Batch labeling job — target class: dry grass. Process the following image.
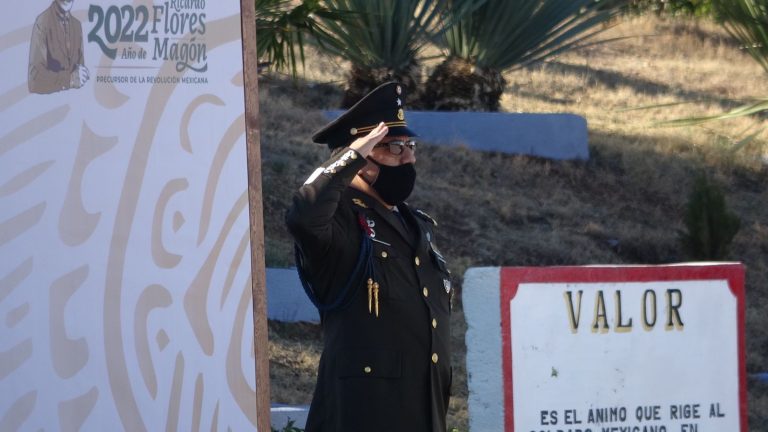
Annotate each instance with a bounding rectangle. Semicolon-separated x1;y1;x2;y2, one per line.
260;15;768;431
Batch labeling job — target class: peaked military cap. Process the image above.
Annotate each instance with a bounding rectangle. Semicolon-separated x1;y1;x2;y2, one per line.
313;82;417;149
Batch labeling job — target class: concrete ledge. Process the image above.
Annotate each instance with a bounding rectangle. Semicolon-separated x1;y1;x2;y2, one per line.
271;404;310;430
266;268;319;323
324;110;589;160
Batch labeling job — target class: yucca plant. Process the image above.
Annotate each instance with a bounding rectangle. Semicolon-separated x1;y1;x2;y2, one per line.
315;0;480;107
423;0;624;111
715;0;768;72
256;0;349;79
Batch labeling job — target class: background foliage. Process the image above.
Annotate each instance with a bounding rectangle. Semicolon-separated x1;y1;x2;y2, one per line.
624;0;714;16
680;174;741;260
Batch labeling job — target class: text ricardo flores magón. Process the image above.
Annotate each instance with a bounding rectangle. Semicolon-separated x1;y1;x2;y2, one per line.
88;0;209;73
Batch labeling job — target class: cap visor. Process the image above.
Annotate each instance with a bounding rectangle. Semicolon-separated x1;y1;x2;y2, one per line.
387;125;418;138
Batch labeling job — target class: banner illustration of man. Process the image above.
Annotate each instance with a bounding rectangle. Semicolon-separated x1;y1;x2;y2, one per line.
28;0;89;94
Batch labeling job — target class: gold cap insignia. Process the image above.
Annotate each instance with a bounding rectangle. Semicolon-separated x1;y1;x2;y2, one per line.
397;109;404;120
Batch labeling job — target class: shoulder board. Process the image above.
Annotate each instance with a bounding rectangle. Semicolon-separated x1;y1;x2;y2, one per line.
414;209;437;226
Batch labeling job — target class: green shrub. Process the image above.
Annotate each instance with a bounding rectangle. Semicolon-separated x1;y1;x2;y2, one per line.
679;174;740;260
272;419;304;432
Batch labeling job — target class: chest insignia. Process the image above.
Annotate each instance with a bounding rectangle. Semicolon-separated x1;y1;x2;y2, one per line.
352;198;368;208
444;278;452;293
357;213;391;246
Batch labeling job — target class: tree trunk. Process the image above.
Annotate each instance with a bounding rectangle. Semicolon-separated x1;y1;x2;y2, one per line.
422;57;506;111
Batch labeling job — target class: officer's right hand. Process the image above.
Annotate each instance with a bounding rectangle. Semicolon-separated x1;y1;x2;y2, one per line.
349;122;388;158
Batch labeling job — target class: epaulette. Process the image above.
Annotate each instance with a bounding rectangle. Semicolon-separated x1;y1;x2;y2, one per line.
414;209;437;226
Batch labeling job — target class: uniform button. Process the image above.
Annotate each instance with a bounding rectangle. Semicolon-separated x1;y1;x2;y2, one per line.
415;257;420;266
381;251;388;258
339;161;346;167
364;366;372;374
350;152;357;159
432;353;439;364
432;318;437;328
422;287;429;297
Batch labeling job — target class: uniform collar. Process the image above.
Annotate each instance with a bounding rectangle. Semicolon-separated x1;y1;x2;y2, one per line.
52;2;71;23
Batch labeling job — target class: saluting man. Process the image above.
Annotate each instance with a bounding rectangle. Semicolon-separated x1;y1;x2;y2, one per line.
286;82;453;432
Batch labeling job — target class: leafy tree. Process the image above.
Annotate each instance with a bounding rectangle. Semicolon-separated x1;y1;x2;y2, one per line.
422;0;625;111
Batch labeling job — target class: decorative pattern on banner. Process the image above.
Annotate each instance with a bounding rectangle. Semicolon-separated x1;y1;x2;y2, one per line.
0;1;256;430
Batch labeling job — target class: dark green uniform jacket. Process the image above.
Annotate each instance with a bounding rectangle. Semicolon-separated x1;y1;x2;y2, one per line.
286;147;453;432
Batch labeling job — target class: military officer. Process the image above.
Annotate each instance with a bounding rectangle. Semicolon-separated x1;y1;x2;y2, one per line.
285;82;453;432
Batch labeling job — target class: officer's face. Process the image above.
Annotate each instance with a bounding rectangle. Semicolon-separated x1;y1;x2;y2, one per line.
370;136;416;167
56;0;74;12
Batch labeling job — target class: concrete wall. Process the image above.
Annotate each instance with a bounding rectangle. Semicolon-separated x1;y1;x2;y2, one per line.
266;268;320;323
325;111;589;160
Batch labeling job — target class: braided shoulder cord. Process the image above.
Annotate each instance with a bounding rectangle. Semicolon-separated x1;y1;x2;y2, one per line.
294;214;375;312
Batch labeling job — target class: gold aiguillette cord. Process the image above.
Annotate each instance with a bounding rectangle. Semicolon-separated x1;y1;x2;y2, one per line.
374;282;379;317
367;278;380;317
367;278;373;314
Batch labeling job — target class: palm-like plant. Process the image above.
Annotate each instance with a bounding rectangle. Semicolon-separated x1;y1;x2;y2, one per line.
423;0;624;111
315;0;477;107
256;0;349;79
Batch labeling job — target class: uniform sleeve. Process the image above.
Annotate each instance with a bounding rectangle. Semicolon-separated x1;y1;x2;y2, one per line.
286;147;366;256
75;19;84;66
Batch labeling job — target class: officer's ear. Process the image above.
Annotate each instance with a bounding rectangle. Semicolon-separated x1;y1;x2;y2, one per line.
358;157;380;185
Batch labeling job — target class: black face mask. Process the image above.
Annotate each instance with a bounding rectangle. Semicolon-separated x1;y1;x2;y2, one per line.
368;159;416;206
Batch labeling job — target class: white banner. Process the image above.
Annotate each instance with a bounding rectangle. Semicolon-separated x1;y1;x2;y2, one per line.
0;0;256;430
